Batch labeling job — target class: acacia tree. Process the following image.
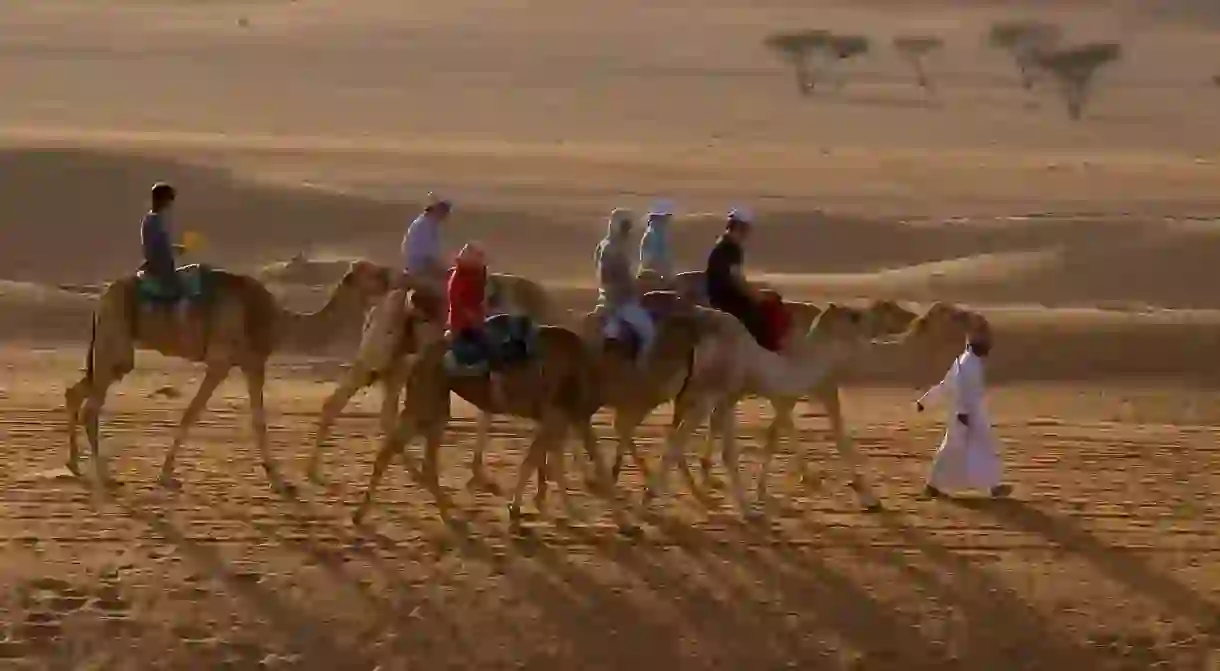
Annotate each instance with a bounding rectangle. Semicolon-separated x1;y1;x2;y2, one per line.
1033;42;1123;120
987;19;1063;90
764;29;833;95
820;34;871;90
893;35;944;92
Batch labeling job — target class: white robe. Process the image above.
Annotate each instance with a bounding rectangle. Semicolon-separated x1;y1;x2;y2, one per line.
917;348;1002;492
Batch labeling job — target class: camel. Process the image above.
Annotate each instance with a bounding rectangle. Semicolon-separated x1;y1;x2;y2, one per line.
643;301;880;517
306;271;564;483
690;301;990;516
694;298;920;508
351;308;637;533
64;260;391;490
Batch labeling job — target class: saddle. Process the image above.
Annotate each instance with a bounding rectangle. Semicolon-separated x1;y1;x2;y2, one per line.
134;264;213;305
757;292;792;352
444;313;539;376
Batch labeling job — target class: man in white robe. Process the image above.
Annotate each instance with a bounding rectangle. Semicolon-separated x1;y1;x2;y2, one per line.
914;320;1011;499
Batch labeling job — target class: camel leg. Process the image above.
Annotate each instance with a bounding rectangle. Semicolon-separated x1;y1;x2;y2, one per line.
81;378;118;487
575;421;607;492
65;377;90;476
467;411;497;491
307;364;377;483
352;406;418;525
244;362;290;492
508;423;553;532
757;398;796;504
157;365;229;488
645;392;713;510
611;410;650;484
421;418;444;497
822;387;882;512
698;402;724;486
716;401;756;518
544;423;581;520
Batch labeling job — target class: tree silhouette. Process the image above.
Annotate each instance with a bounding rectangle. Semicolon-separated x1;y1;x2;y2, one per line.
820;34;871;90
764;29;833;95
1033;42;1123;120
893;35;944;92
987;19;1063;90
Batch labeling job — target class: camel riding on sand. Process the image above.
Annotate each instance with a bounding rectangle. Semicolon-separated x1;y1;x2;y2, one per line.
307;270;564;483
64;259;391;491
644;302;880;518
695;301;990;514
351;298;639;534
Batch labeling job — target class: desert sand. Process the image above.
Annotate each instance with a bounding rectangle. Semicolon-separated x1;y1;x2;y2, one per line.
2;0;1220;668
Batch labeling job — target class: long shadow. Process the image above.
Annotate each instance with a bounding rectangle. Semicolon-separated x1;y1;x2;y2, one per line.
973;498;1220;633
655;515;964;668
871;509;1111;667
107;491;377;668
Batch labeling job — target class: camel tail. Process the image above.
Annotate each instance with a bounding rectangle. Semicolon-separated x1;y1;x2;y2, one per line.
85;314;97;383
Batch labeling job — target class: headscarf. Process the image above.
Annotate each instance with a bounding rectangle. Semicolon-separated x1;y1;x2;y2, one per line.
640;200;674;275
596;208;634;266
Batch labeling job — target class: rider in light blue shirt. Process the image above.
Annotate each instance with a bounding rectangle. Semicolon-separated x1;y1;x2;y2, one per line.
638;200;675;280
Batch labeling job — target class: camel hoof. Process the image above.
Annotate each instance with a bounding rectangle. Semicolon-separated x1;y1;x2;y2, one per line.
862;502;884;514
704;476;725;491
351;510;367;526
158;476;184;491
507;503;522;523
305;467;325;486
744;507;767;523
65;461;82;477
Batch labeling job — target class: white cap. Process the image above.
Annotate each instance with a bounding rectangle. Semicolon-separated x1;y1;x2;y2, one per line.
648;200;674;217
728;206;753;223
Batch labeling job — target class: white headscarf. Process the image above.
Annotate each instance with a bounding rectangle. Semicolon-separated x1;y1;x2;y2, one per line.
597;208;634;262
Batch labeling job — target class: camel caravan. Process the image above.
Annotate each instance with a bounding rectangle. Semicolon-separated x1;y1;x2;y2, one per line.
65;185;996;534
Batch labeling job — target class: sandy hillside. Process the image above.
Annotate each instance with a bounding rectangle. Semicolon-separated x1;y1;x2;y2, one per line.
2;1;1220;668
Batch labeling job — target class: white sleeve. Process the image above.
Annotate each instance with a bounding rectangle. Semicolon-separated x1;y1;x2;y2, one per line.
918;358;958;408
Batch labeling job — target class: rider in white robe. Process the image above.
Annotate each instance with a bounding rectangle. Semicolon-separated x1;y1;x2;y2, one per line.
915;326;1010;498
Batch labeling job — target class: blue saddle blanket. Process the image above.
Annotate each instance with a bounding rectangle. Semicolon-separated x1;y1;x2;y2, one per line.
135;264;211;304
445;313;538;376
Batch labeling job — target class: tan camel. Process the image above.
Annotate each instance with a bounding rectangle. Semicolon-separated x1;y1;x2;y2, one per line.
307;271;564;483
695;298;918;506
694;301;989;515
64;260;391;490
644;302;879;517
351;312;638;533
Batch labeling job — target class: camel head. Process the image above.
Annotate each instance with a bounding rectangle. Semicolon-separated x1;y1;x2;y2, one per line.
340;260;393;304
862;299;919;339
897;301;991;350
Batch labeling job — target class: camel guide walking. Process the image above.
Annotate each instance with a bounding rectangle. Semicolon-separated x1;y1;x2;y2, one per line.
915;317;1012;499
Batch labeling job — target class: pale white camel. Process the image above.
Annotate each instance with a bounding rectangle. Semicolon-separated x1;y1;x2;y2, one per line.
644;303;874;517
698;301;986;514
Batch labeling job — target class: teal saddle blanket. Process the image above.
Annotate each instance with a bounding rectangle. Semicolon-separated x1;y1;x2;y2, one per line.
135;264;215;304
445;313;539;376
